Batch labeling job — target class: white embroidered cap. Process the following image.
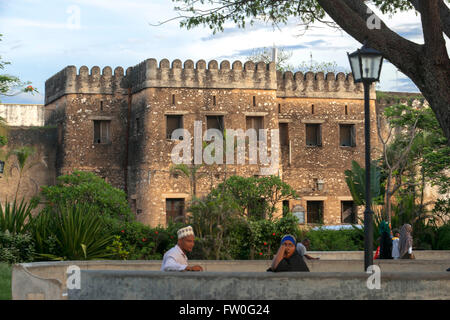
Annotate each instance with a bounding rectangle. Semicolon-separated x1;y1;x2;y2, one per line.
177;226;194;239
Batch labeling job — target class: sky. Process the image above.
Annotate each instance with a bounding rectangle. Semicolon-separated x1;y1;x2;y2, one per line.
0;0;447;104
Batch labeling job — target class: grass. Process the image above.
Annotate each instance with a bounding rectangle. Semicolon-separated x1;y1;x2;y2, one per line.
0;263;12;300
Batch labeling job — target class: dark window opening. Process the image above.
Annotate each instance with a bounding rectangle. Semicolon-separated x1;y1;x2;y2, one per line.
282;200;290;216
345;105;348;115
166;115;183;139
340;124;356;147
93;120;111;144
279;123;289;147
172;94;176;105
253;96;256;106
136;118;140;135
213;95;216;106
278;104;281;113
311;104;315;114
206;115;224;134
306;123;322;146
166;198;185;224
246;116;264;141
341;201;356;224
248;198;266;219
307;201;324;224
100;101;103;111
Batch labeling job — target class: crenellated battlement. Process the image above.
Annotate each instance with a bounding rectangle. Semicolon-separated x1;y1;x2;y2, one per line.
45;65;126;104
276;70;375;99
45;58;373;104
125;58;277;94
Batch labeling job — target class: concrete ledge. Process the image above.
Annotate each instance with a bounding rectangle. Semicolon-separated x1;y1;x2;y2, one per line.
12;256;450;300
68;270;450;300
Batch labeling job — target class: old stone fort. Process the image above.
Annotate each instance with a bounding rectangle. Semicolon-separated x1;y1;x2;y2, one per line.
0;57;439;227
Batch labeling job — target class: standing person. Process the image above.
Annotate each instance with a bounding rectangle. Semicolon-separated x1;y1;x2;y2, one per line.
296;238;320;260
267;235;309;272
391;229;401;260
399;224;414;259
160;226;204;271
379;221;393;259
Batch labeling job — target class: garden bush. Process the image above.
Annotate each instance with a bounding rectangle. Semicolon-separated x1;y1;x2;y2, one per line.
102;217;182;260
39;171;134;221
0;231;35;264
306;228;364;251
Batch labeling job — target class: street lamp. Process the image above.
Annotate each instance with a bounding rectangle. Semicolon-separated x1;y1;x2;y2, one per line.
348;41;383;271
0;160;4;175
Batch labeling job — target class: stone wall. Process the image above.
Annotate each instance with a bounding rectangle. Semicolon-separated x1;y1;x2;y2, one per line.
0;127;57;202
0;104;45;127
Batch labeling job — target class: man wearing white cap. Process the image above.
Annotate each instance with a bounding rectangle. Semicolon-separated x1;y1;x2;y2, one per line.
160;226;203;272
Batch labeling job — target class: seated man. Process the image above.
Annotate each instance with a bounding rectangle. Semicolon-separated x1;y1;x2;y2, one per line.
296;238;320;260
160;226;203;272
267;235;309;272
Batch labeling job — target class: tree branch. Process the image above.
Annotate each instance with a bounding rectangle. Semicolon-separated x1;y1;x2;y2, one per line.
409;0;450;38
317;0;422;82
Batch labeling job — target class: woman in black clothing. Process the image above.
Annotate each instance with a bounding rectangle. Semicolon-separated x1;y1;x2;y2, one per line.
267;235;310;272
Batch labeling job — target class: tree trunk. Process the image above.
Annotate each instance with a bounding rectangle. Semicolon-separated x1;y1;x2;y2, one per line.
317;0;450;145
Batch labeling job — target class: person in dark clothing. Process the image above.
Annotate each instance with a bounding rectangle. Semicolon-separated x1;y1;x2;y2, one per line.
379;221;393;259
267;235;310;272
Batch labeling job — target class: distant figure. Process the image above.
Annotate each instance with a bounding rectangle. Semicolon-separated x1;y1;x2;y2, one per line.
160;226;203;271
399;224;414;259
379;221;393;259
391;229;401;260
267;235;310;272
296;238;320;260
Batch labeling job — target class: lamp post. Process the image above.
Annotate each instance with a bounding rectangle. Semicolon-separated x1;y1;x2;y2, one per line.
348;41;383;271
0;160;4;176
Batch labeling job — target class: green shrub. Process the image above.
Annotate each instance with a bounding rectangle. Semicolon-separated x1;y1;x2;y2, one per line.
0;231;35;264
32;203;114;260
306;228;364;251
435;223;450;250
102;217;182;260
39;171;134;221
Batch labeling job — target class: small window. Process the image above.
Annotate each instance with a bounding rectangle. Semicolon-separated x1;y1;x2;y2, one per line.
345;105;348;115
172;94;176;105
278;104;281;113
93;120;111;144
307;201;324;224
166;198;185;224
340;124;356;147
342;201;356;224
206;115;224;134
305;123;322;146
282;200;290;216
166;115;183;139
279;123;289;146
311;104;315;114
136;118;140;135
246;116;264;141
213;95;216;106
253;96;256;106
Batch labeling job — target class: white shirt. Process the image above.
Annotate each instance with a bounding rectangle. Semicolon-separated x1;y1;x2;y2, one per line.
392;238;400;259
297;243;307;257
160;245;188;271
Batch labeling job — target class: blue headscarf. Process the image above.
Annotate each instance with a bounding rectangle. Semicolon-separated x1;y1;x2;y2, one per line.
281;234;296;246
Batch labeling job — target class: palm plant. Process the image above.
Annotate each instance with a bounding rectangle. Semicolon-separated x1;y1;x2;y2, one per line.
0;198;37;235
32;203;114;260
344;160;384;206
